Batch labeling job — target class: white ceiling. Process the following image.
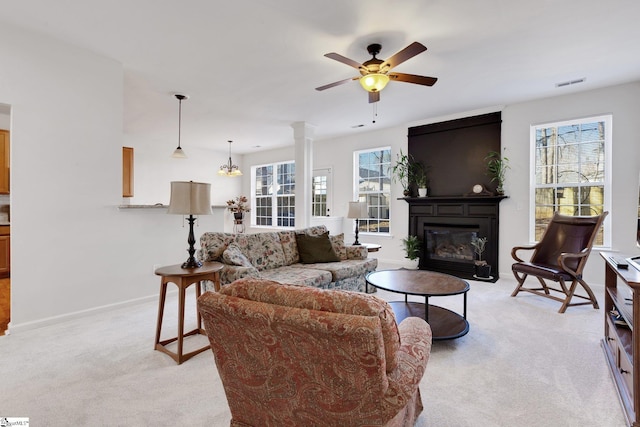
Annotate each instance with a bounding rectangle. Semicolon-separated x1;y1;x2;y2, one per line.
2;0;639;154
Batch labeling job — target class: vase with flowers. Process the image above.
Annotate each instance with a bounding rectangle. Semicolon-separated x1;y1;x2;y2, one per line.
226;196;250;220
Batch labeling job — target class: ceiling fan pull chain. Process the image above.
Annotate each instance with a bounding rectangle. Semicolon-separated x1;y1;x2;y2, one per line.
372;102;378;124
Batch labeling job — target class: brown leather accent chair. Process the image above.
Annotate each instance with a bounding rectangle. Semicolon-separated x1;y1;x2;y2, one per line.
198;278;432;427
511;211;608;313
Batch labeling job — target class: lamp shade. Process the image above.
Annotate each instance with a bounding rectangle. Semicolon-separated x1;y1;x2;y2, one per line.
168;181;212;215
347;201;368;219
359;74;390;92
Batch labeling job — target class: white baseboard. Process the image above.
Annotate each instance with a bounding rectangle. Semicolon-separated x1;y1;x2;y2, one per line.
7;291;176;334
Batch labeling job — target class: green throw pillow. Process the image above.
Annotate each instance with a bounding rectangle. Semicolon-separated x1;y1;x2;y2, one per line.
295;232;341;264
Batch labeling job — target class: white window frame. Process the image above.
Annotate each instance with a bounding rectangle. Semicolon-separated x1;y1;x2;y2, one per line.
529;114;612;247
353;146;392;236
251;160;296;229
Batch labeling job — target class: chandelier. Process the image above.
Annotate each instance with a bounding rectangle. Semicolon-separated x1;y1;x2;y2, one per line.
218;140;242;177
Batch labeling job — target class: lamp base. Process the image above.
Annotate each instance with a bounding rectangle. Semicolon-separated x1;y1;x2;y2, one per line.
181;258;203;269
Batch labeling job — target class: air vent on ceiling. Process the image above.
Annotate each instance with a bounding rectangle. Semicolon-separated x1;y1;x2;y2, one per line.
556;78;586;88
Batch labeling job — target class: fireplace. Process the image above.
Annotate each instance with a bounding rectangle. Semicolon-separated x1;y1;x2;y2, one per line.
406;196;505;282
425;225;478;264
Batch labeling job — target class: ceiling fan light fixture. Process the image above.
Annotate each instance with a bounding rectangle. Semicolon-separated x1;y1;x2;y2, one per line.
359;73;390;92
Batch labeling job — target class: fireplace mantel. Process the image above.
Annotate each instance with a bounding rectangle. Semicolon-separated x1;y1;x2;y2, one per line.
403;195;507;282
401;195;507;204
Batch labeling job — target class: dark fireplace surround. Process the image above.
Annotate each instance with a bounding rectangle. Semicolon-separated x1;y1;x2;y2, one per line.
407;196;505;282
405;112;505;282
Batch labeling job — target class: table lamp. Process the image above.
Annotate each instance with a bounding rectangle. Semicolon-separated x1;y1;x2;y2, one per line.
168;181;212;268
347;201;368;245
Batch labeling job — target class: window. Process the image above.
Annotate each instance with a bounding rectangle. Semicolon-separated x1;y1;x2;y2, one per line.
531;115;611;245
253;161;296;228
312;167;332;216
354;147;391;233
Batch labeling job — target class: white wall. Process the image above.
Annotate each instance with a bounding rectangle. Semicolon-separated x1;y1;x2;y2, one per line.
0;24;226;330
501;82;640;283
2;20;638;329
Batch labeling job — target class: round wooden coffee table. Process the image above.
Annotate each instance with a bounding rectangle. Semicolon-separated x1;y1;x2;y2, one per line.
366;269;469;340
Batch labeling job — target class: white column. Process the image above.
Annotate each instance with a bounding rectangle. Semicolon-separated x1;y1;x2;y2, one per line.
291;121;316;229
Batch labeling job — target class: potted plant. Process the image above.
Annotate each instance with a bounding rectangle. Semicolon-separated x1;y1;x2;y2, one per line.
226;195;250;220
402;235;421;268
470;236;491;278
485;150;510;195
412;161;429;197
392;149;416;197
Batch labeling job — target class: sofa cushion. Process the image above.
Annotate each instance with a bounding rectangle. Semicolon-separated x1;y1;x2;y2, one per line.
295;232;340;264
278;225;329;265
198;232;236;261
244;232;286;271
291;258;378;281
329;233;347;260
222;243;253;267
258;265;332;288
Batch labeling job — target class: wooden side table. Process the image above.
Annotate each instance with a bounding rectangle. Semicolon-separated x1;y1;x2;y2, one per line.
154;262;223;364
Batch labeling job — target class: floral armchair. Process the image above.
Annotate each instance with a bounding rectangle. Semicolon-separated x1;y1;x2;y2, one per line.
197;278;432;427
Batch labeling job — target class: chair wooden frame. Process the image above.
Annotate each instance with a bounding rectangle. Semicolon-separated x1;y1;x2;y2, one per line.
511;211;608;313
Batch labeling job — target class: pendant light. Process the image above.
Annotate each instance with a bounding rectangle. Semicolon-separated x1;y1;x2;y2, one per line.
171;94;188;159
218;140;242;177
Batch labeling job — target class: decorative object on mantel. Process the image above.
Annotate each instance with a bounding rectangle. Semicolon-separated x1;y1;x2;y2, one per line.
168;181;212;268
464;184;493;197
401;235;421;269
218;140;242;177
485;149;510;195
471;236;492;279
413;160;429;197
347;201;368;245
392;149;416;197
171;94;189;159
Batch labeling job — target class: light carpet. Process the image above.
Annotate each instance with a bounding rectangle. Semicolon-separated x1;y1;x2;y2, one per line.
0;274;626;426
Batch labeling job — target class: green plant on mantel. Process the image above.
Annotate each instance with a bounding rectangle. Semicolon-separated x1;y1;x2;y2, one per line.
485;149;510;195
402;235;421;260
391;149;414;196
412;161;429;189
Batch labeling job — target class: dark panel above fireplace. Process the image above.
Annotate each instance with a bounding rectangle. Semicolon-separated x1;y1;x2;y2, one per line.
408;112;501;197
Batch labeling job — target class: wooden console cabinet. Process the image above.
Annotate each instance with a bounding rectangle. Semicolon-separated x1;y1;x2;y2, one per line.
602;252;640;426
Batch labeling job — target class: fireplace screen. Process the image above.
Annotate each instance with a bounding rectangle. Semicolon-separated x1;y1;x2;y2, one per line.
425;227;478;263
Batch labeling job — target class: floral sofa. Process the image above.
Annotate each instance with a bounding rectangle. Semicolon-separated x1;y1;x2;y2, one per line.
197;225;378;292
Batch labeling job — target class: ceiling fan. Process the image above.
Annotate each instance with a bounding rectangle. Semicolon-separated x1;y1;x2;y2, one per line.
315;42;438;103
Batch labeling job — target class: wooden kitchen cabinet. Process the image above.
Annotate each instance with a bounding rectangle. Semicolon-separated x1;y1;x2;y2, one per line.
0;130;9;194
122;146;134;198
0;226;10;278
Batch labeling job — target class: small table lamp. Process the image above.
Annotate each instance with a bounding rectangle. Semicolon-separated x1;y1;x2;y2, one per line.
347;201;368;245
168;181;212;268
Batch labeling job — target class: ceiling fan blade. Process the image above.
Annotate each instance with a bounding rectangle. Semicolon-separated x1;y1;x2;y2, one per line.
324;52;363;70
315;77;358;91
368;91;380;103
381;42;427;70
388;72;438;86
